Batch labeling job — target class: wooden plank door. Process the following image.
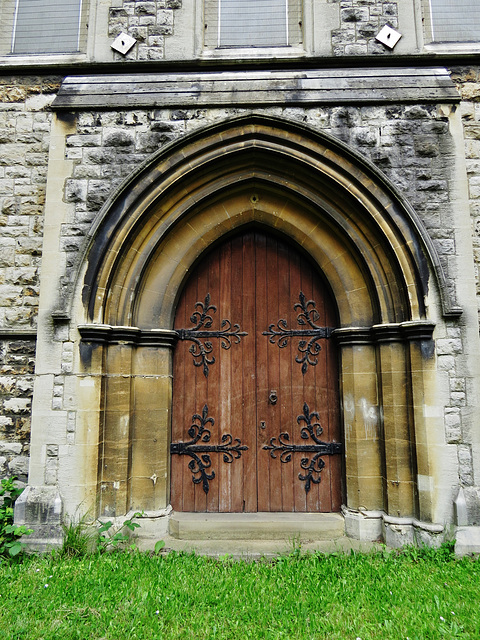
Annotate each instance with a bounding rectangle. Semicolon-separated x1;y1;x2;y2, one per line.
170;230;341;512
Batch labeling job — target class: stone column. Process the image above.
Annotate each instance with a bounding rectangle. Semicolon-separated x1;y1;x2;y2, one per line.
99;328;139;517
336;329;384;520
402;322;437;523
373;324;415;519
129;331;177;512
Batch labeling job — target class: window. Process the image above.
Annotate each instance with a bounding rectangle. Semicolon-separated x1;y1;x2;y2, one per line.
204;0;302;49
425;0;480;43
4;0;86;55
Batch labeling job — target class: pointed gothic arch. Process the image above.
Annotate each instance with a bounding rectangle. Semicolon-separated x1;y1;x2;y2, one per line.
75;115;450;535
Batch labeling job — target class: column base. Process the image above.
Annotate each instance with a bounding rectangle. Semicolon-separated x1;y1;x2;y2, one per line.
14;485;64;552
383;515;445;548
342;506;383;541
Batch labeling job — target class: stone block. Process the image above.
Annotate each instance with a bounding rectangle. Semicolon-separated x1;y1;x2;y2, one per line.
135;2;156;15
139;15;156;26
169;512;345;541
4;397;31;414
64;179;87;204
449;377;465;391
413;521;445;548
46;445;59;457
8;455;29;477
0;376;16;393
0;441;22;455
458;445;474;486
455;527;480;556
383;518;414;548
45;458;58;485
341;7;369;22
14;485;64;552
463;486;480;525
450;392;466;406
342;507;383;541
445;408;461;443
103;130;135;147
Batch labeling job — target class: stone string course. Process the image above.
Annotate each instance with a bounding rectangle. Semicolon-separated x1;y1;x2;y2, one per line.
109;0;182;61
329;0;398;56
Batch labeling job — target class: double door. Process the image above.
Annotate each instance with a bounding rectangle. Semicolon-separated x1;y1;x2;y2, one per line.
170;230;342;512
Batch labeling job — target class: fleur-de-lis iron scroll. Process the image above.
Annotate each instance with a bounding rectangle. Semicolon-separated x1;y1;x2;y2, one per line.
170;405;248;494
177;294;248;377
263;403;342;493
263;292;334;374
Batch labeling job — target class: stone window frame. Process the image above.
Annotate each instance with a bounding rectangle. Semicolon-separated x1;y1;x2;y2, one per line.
0;0;90;58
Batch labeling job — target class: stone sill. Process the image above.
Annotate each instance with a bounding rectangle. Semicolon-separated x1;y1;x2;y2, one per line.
424;43;480;55
201;46;307;60
0;53;88;67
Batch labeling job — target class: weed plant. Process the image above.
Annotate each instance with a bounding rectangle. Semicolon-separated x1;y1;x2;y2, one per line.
59;515;97;558
59;512;153;557
0;543;479;639
0;477;31;559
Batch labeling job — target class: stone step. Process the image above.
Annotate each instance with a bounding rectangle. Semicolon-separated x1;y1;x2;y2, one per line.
168;512;345;541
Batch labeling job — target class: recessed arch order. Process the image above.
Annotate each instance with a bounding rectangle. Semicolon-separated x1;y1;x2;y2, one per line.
78;114;456;331
76;114;452;528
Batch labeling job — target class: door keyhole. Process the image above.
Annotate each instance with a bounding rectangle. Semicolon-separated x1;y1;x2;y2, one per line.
260;421;266;430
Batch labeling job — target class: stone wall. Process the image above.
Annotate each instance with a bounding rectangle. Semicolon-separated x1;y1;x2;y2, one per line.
59;103;455;306
0;76;59;327
0;67;477;513
54;101;474;494
329;0;398;55
0;76;59;479
109;0;182;61
0;338;35;483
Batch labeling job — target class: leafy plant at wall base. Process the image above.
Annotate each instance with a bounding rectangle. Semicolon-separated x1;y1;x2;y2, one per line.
0;476;32;559
96;512;143;552
154;539;165;554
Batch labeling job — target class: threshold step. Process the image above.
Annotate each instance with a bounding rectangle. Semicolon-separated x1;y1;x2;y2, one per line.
169;512;345;541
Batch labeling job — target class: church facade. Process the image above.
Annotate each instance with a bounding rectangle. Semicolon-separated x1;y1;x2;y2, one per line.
1;0;480;553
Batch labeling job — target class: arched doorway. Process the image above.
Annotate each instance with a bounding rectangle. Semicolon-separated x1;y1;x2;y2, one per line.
74;115;448;540
171;230;342;512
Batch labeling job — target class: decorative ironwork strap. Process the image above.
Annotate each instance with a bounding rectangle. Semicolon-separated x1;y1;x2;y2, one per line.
170;404;248;494
177;294;248;377
263;291;334;374
263;402;342;493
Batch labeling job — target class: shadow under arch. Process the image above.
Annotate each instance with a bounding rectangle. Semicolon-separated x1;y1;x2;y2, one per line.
75;114;446;532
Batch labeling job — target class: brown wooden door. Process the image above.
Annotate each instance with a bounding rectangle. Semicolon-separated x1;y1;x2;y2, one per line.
171;230;342;512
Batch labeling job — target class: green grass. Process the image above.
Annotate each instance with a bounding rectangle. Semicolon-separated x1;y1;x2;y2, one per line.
0;545;479;639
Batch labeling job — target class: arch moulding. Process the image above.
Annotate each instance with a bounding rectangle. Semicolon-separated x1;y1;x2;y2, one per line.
75;115;448;542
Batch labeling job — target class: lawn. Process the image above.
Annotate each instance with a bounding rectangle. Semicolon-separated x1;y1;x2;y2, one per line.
0;545;479;639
